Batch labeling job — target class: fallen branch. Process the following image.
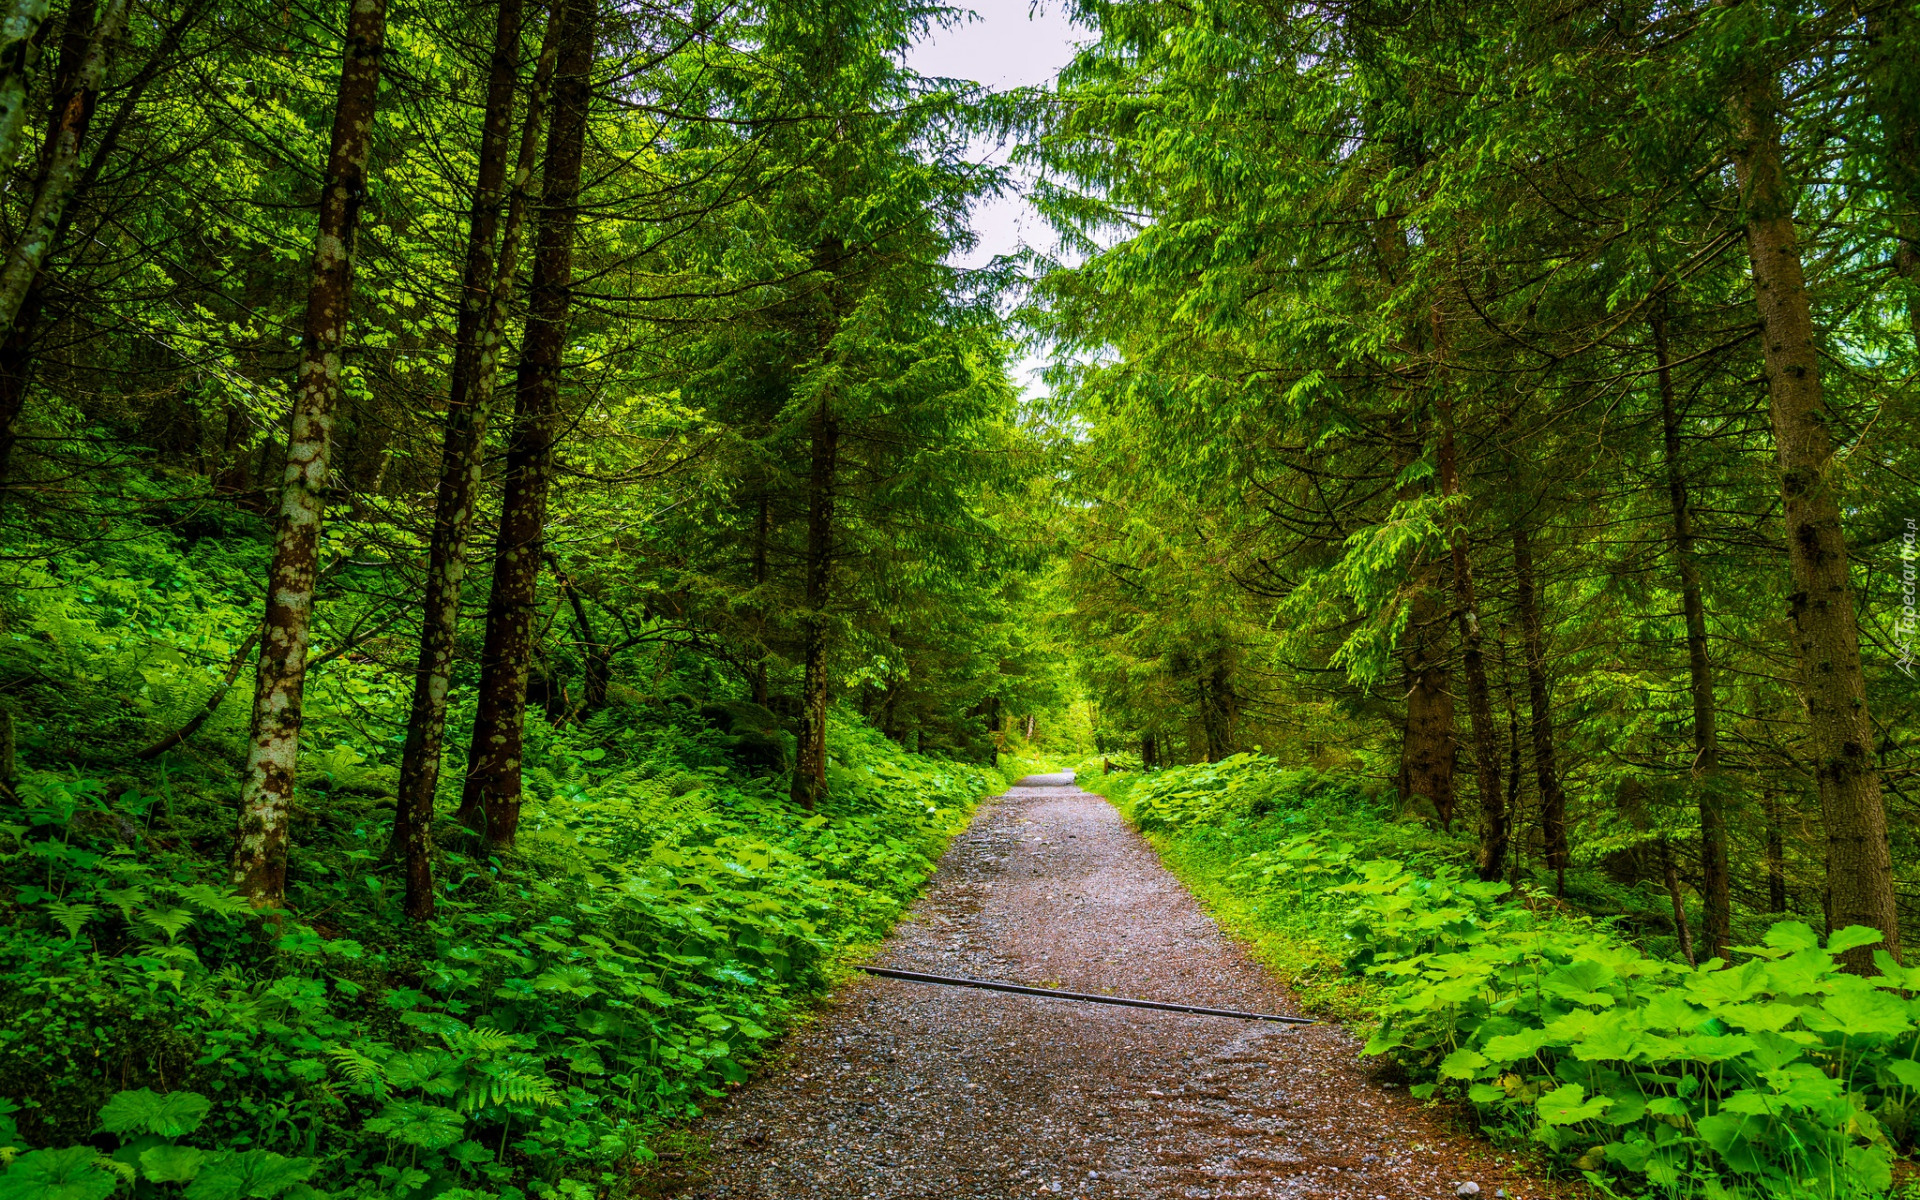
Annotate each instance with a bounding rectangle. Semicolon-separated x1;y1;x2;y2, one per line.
135;627;261;760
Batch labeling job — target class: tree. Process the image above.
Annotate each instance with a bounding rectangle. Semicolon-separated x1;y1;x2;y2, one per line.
231;0;388;906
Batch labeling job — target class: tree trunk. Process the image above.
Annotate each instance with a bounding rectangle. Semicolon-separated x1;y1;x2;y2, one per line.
393;0;553;918
1141;730;1157;771
1726;58;1902;970
1502;632;1524;889
551;552;609;712
0;0;125;336
1765;790;1788;913
0;0;106;495
230;0;387;907
0;0;53;173
790;392;838;810
1401;567;1456;827
1396;413;1456;828
1652;301;1730;962
1436;391;1503;879
1511;519;1568;878
457;0;596;850
749;480;770;705
1197;647;1235;762
1867;5;1920;353
1661;837;1697;967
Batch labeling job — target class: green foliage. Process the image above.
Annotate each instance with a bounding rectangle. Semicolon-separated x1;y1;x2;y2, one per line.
0;711;997;1198
1113;755;1920;1198
0;1089;317;1200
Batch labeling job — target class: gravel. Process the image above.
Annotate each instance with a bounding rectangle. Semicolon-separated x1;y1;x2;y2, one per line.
654;774;1566;1199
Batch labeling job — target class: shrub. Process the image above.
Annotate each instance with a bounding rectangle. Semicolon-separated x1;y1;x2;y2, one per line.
1108;754;1920;1199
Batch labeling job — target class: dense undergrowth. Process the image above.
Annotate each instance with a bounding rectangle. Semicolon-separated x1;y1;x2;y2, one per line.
1084;755;1920;1200
0;720;997;1199
0;484;1005;1199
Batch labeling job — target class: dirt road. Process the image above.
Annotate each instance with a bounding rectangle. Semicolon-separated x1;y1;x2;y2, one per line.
660;775;1554;1199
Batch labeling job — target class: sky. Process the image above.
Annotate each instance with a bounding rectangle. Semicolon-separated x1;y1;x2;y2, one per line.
902;1;1085;395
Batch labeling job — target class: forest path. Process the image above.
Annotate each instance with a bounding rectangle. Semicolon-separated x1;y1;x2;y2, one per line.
652;776;1555;1199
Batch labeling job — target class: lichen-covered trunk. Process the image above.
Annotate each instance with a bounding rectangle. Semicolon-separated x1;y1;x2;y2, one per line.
1511;520;1567;879
790;395;838;810
394;0;553;920
457;0;595;850
0;0;107;496
0;0;53;173
1727;64;1902;971
0;0;124;336
1652;303;1730;961
232;0;387;907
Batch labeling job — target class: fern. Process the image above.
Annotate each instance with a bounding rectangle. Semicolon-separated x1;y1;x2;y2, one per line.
461;1069;558;1113
44;901;96;940
100;886;150;921
326;1046;389;1097
136;906;197;943
441;1027;526;1056
173;883;253;918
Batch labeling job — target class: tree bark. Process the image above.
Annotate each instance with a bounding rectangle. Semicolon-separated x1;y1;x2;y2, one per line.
1725;55;1902;970
1764;790;1788;913
790;391;838;810
1511;519;1568;879
1401;571;1456;827
1436;390;1503;879
1501;632;1524;889
1197;647;1236;762
551;551;609;712
231;0;387;907
0;0;105;495
1652;301;1730;961
393;0;554;919
0;0;53;173
1866;4;1920;353
0;0;124;337
749;479;770;705
457;0;595;849
1661;837;1697;967
1395;415;1456;827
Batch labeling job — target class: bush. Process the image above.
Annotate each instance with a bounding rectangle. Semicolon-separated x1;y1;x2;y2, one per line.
1105;754;1920;1199
0;716;1000;1199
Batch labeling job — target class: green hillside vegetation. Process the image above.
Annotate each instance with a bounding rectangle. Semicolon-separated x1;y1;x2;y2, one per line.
1;0;1918;1195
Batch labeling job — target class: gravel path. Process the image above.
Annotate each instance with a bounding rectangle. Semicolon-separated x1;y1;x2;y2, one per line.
652;775;1563;1199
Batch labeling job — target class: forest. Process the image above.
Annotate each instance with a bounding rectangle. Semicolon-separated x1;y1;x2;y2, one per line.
0;0;1915;1196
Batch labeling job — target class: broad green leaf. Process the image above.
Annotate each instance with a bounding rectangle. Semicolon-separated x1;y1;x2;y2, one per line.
1886;1058;1920;1090
1437;1047;1487;1080
0;1148;119;1200
1536;1084;1610;1126
99;1088;212;1137
363;1101;465;1150
1803;983;1912;1038
140;1146;207;1184
1825;926;1884;956
1761;922;1821;953
183;1151;315;1200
